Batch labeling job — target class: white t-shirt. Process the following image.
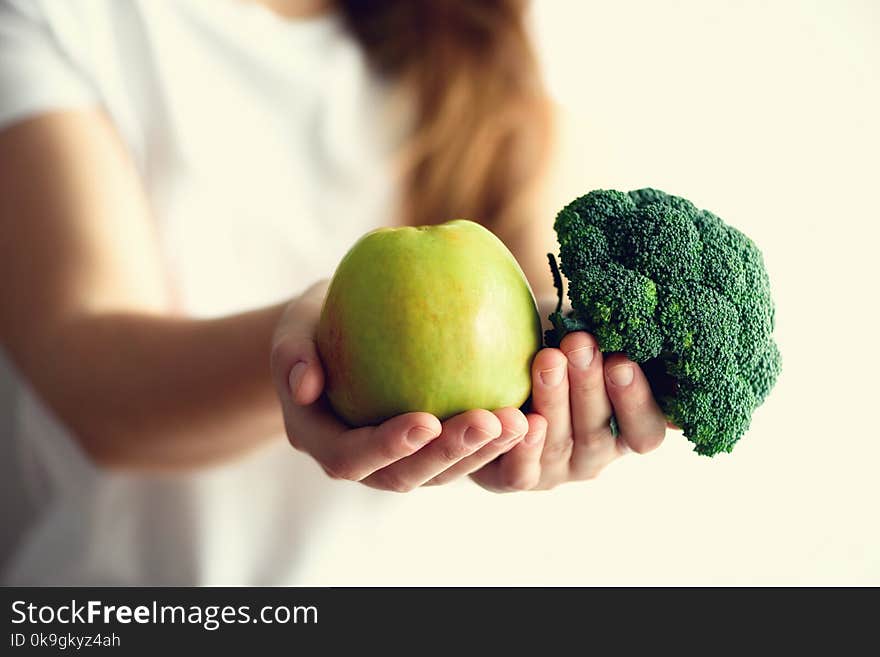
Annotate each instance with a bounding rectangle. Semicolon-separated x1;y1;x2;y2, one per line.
0;0;406;585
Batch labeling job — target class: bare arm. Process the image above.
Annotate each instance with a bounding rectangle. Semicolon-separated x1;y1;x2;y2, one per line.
0;111;285;470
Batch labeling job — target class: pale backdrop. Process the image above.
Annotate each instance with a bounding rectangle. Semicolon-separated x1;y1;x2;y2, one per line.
312;0;878;586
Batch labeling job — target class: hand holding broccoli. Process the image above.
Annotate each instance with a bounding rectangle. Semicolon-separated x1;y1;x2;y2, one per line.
545;188;781;455
470;325;669;491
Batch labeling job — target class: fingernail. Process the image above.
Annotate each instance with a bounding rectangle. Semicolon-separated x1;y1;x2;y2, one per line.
406;426;438;448
608;364;634;387
566;346;594;370
464;426;495;447
539;366;565;386
288;361;307;398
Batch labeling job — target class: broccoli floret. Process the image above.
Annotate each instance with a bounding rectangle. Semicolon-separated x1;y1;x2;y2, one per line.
546;188;780;456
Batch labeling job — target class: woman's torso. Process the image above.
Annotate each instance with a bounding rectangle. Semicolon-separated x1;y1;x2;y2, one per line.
1;0;404;585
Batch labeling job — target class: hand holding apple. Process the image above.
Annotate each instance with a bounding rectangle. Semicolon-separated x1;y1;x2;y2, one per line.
270;280;548;492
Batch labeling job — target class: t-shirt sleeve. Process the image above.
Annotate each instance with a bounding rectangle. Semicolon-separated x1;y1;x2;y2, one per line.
0;0;98;132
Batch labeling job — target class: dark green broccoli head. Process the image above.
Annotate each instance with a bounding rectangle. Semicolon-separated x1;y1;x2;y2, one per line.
546;188;780;456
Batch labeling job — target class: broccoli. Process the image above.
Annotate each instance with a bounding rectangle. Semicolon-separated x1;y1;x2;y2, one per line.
545;188;780;456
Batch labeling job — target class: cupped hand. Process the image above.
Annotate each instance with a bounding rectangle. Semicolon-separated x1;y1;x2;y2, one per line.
270;281;535;492
471;331;668;492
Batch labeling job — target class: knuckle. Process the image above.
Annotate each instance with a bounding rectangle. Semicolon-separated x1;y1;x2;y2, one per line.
269;339;297;373
534;397;566;415
541;439;573;461
616;388;656;416
574;429;613;448
378;436;406;462
439;441;469;464
569;377;605;396
532;382;570;409
270;336;313;374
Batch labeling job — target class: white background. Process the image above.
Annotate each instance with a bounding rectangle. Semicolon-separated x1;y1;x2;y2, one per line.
320;0;879;585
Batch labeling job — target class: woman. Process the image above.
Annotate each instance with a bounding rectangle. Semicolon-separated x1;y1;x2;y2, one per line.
0;0;666;585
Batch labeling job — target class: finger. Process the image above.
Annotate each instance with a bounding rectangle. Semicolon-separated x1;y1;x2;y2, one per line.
425;407;528;486
530;347;573;466
362;409;501;492
270;280;331;405
303;409;442;482
604;354;667;454
569;427;623;480
559;332;613;447
558;332;621;478
470;413;547;492
270;327;325;407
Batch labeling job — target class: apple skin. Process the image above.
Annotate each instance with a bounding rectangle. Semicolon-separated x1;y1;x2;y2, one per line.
316;219;542;426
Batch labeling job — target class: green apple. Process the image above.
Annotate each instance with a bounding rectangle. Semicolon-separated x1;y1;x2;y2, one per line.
317;219;542;426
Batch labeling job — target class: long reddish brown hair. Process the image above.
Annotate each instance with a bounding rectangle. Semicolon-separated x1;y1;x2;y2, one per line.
338;0;552;231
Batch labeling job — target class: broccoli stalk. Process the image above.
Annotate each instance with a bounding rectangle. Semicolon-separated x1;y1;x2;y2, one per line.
545;188;780;456
545;252;587;343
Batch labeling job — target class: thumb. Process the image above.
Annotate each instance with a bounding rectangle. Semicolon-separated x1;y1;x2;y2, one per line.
286;355;324;406
271;283;329;406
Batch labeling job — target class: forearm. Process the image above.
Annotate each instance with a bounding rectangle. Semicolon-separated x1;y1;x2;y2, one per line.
9;303;287;470
0;112;295;470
